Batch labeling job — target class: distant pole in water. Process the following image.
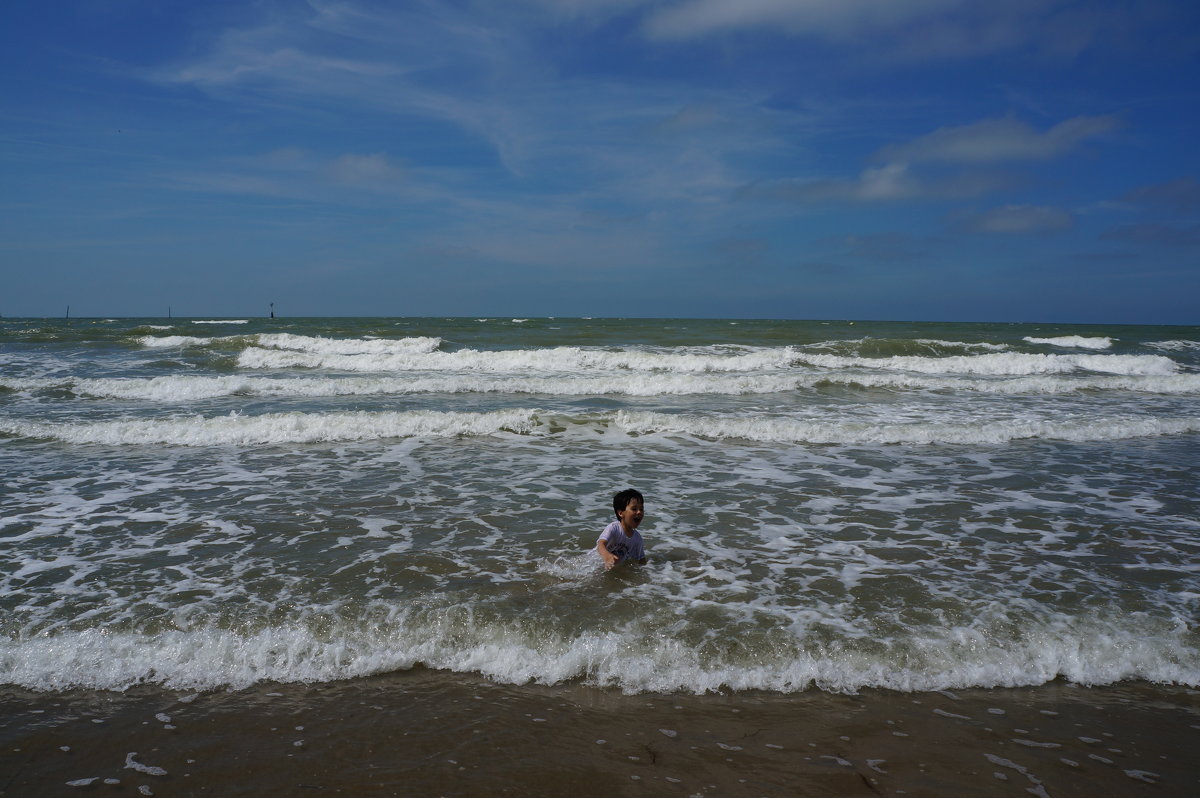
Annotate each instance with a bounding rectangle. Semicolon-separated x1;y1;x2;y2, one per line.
65;305;70;320
168;306;172;319
270;302;275;319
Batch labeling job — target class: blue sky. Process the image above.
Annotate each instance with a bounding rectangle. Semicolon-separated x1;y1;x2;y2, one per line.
2;0;1198;322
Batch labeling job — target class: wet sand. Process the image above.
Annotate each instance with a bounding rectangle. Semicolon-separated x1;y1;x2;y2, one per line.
2;672;1198;797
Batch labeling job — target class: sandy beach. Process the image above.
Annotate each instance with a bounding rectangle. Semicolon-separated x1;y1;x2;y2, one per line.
3;672;1198;797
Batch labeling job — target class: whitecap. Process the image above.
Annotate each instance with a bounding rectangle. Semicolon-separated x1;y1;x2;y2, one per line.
1023;336;1114;350
792;351;1174;377
137;335;219;348
1145;339;1200;352
0;409;539;447
253;333;442;356
613;410;1200;446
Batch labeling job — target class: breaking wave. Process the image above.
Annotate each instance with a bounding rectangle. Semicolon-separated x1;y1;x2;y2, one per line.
2;408;1196;447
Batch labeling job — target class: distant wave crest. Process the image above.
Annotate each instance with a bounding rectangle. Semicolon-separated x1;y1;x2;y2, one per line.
2;408;1196;447
1023;335;1114;350
0;409;536;446
615;410;1200;445
5;371;1199;402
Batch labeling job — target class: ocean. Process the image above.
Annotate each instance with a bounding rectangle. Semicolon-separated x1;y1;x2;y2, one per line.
1;316;1198;795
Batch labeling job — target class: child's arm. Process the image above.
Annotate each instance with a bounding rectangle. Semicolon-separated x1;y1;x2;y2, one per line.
596;539;619;570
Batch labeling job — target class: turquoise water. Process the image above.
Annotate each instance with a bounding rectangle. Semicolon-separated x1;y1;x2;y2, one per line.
1;317;1198;693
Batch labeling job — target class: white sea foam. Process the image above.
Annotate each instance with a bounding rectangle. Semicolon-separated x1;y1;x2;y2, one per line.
2;404;1197;447
136;333;442;355
137;335;224;349
235;345;801;374
0;409;537;446
124;332;1188;379
8;371;1200;402
915;339;1008;352
193;320;248;324
253;333;442;356
791;351;1174;376
0;611;1194;694
0;374;740;401
0;373;814;400
812;373;1200;395
614;410;1200;445
1146;340;1200;352
124;752;167;776
232;344;1181;378
1023;336;1114;350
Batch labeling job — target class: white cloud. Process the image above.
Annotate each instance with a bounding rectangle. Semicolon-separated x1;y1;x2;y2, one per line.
742;112;1113;209
151;1;797;213
163;151;408;201
958;204;1074;234
636;0;1185;63
740;163;1012;204
156;4;535;175
524;0;651;22
643;0;957;40
876;116;1118;164
327;153;403;186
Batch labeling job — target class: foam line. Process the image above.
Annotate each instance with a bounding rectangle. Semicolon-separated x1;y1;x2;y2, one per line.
4;370;1200;401
0;409;537;446
1;613;1194;694
614;410;1200;445
231;345;1180;377
1024;336;1114;350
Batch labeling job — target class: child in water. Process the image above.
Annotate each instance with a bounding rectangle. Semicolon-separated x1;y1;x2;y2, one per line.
596;488;646;570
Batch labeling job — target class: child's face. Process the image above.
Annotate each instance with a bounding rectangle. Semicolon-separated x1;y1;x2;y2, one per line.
617;498;644;532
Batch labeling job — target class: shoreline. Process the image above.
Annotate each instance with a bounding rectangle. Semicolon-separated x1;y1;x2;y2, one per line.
3;672;1197;797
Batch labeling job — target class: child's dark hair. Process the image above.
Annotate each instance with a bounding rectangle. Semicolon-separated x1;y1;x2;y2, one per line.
613;488;644;518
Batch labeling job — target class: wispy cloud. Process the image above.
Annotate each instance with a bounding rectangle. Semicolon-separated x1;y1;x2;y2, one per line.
642;0;956;41
1121;177;1200;215
161;149;409;204
327;153;403;186
151;2;786;200
875;116;1118;164
637;0;1192;62
740;111;1118;210
955;204;1075;234
154;3;541;176
739;162;1013;204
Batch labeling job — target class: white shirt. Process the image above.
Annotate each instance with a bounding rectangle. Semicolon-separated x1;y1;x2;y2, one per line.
597;520;644;561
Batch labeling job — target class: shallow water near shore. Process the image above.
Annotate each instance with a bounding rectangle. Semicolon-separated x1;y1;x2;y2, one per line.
2;316;1199;793
3;316;1199;696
